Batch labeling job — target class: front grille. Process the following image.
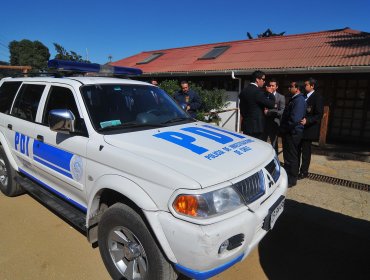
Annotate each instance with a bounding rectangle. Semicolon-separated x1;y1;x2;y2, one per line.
233;171;265;204
265;158;280;182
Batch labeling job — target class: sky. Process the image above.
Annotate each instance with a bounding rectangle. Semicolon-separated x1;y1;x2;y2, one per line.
1;0;369;64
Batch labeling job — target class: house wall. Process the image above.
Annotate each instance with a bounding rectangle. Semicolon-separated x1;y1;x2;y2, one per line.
218;91;239;132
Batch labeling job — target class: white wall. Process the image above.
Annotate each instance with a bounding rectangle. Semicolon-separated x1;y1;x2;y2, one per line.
218;90;239;132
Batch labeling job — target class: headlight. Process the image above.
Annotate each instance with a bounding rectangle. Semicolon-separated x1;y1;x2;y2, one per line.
172;187;243;218
273;155;281;181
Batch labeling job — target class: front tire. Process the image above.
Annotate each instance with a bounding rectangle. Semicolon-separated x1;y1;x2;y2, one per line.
0;146;24;197
98;203;177;280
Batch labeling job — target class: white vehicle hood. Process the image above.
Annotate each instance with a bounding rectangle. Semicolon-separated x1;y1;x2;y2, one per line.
103;122;274;188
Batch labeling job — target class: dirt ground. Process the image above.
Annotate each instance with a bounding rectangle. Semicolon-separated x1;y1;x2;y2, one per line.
1;177;369;280
0;192;267;280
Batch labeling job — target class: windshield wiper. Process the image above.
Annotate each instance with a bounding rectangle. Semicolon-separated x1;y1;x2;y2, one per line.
98;122;165;132
162;117;192;124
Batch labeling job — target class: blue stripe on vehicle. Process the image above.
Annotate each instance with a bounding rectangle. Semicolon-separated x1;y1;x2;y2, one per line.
19;168;87;213
33;140;73;171
33;156;73;179
174;253;244;280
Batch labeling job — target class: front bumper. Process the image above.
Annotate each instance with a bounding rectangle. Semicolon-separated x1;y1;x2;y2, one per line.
151;168;288;279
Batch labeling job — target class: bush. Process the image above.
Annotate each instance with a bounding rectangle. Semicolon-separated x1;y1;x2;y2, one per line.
159;80;180;96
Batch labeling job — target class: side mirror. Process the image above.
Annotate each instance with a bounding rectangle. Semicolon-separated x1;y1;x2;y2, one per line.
48;109;76;134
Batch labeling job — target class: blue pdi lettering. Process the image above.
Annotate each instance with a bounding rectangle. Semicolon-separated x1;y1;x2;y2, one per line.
15;132;30;156
181;127;234;144
153;131;208;155
202;125;246;139
154;127;238;154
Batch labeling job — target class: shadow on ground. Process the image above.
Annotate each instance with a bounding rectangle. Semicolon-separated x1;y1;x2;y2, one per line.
259;199;370;280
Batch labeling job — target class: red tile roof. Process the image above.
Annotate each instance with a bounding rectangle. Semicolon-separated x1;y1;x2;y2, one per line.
111;28;370;74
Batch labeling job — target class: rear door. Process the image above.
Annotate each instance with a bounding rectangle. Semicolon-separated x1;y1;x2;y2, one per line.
6;82;46;178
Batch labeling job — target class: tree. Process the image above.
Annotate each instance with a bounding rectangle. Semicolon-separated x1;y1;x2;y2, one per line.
247;28;285;39
9;39;50;71
53;43;89;62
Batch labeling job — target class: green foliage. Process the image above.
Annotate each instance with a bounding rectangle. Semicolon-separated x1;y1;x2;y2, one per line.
159;79;228;122
193;84;229;122
158;79;180;96
9;39;50;71
53;43;89;62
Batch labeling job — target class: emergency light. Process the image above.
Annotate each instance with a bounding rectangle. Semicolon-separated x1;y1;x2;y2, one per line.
47;59;143;76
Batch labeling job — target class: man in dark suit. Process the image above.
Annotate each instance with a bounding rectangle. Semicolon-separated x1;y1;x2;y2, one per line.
239;70;275;139
280;81;307;187
298;78;324;179
262;78;285;154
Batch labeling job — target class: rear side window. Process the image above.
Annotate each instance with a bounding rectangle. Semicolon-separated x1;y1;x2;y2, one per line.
0;82;22;113
11;84;45;122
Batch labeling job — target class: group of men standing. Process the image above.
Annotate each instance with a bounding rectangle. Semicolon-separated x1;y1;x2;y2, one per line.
239;71;324;188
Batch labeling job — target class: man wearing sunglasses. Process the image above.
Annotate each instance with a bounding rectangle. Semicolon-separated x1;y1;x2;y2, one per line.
239;70;275;139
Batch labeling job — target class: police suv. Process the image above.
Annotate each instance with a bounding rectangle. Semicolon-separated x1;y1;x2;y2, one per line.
0;60;287;280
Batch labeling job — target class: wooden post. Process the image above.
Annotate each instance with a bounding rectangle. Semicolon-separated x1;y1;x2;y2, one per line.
319;106;330;147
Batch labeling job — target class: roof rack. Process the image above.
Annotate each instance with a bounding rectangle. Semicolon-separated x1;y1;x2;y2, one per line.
4;72;63;78
48;59;143;76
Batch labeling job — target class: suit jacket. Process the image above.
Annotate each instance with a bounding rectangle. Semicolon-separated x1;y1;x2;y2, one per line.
303;91;324;140
265;91;285;126
239;83;275;134
280;93;306;135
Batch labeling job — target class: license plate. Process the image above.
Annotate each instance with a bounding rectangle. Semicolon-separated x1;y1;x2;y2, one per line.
263;196;285;230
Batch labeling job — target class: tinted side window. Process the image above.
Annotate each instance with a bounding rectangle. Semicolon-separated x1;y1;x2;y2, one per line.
0;82;22;113
11;84;45;122
42;86;79;125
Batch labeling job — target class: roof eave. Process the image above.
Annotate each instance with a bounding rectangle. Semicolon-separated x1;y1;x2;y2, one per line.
140;66;370;77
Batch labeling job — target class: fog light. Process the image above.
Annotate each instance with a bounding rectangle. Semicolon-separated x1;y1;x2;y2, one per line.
218;240;230;254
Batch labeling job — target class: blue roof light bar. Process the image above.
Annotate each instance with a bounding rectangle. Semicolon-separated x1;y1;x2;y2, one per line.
47;59;142;76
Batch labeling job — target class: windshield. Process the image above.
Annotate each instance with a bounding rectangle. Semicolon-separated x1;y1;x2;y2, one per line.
80;84;192;133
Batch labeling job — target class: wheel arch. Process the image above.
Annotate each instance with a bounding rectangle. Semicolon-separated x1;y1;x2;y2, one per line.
86;175;177;263
0;131;19;171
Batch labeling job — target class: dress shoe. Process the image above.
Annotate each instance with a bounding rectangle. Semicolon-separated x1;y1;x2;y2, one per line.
288;181;297;188
298;173;308;180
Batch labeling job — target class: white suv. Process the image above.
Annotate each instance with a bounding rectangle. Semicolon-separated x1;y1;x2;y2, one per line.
0;60;287;280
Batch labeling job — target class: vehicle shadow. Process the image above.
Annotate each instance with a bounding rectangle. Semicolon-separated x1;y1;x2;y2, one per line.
259;199;370;280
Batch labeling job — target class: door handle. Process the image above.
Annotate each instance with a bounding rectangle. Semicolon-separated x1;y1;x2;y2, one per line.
37;135;44;142
7;124;12;130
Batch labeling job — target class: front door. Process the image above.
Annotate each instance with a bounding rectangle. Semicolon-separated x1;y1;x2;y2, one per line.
33;84;89;211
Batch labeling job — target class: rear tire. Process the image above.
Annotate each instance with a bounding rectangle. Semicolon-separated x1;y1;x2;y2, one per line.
0;146;24;197
98;203;177;280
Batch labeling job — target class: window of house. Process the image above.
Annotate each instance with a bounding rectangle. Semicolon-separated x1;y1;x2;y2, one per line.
137;53;164;64
11;84;45;122
0;82;22;113
198;46;230;60
330;78;370;142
